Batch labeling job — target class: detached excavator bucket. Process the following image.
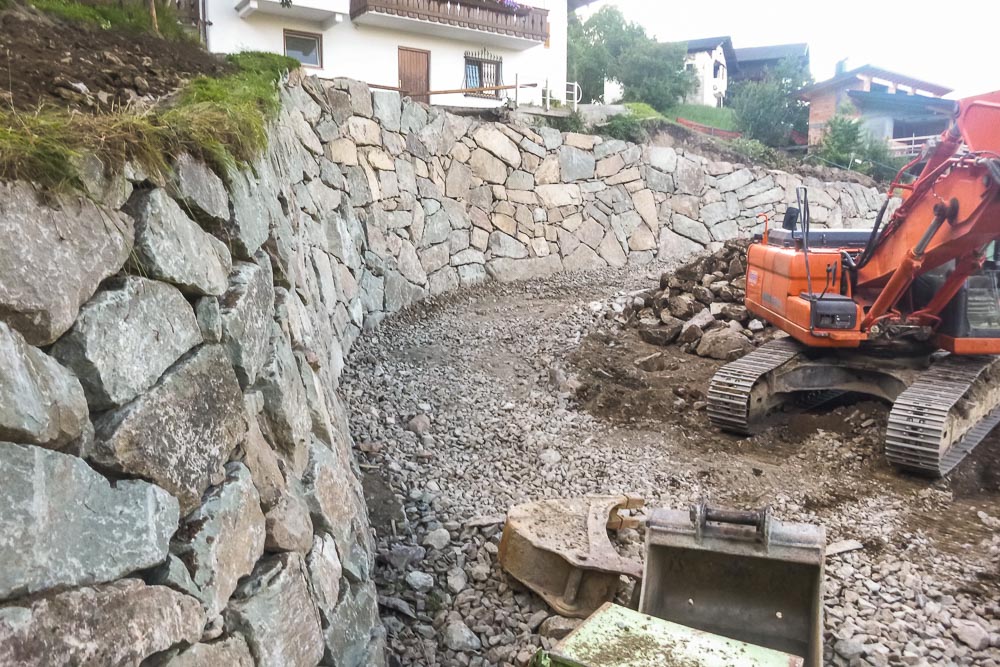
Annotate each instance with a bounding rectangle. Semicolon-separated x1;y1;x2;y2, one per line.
639;503;826;667
498;495;644;619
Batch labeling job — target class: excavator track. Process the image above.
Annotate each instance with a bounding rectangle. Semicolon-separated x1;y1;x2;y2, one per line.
707;338;803;434
886;355;1000;476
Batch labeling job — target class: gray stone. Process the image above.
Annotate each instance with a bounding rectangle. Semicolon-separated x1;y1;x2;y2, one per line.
224;554;325;667
444;621;482;652
170;153;229;222
346;117;381;145
144;553;201;600
597;232;627;267
451;248;486;266
128;189;232;296
195;297;223;343
648;146;677;173
51;277;201;410
161;635;255;667
506;170;534;191
488;232;529;259
644;166;674;193
446;162;473;199
172;463;266;617
672;214;712;244
658;228;704;264
834;639;865;660
220;259;274;389
0;442;178;600
241;400;286;512
538;126;563;150
265;488;315;554
447;567;468;594
638;317;683;346
717;168;755;193
558;146;596;182
335;78;374;117
472;125;522;167
537;184;582;208
322;580;380;665
696;329;754;361
406;570;434;592
301;437;368;568
306;533;342;616
458;263;488;286
423;527;451;550
74;152;132;209
674;158;706;195
0;579;203;667
470;148;507;184
629;224;657;251
401;99;429;133
257;324;311;474
372;89;402;132
562;244;606;272
953;619;990;650
384;270;425;312
91;344;246;514
429;267;461;295
0;323;89;451
0;181;133;345
539;616;581;640
594;138;627;159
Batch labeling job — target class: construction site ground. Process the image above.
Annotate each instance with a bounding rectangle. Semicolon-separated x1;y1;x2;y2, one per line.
342;262;1000;667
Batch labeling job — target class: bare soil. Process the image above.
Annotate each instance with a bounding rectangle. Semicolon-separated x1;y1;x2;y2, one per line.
0;3;226;111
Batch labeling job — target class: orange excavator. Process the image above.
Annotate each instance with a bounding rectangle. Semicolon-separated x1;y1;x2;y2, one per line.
708;90;1000;476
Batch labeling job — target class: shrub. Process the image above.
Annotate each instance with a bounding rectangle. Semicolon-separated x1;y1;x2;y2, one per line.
597;113;647;143
546;111;586;134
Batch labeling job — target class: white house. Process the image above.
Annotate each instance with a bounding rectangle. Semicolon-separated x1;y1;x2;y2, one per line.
682;36;735;107
200;0;596;107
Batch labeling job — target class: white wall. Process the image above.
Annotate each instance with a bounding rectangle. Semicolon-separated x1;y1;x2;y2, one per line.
205;0;569;108
684;45;728;107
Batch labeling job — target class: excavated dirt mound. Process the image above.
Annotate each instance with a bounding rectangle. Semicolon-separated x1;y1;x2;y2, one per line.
0;3;226;110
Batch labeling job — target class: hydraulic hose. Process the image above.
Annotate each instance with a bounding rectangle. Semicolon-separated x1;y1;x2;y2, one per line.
855;197;890;271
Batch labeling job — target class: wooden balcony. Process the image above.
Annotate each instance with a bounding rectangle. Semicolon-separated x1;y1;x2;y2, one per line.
350;0;549;50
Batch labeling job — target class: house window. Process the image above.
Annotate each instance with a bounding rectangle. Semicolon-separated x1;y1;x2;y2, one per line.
713;61;725;79
464;49;503;98
284;30;322;68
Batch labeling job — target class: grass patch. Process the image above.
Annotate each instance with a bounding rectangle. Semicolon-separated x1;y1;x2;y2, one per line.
0;52;298;188
625;102;664;121
26;0;193;41
668;103;737;131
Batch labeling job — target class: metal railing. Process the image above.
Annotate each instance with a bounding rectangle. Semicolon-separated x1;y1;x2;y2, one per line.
889;134;937;157
349;0;549;42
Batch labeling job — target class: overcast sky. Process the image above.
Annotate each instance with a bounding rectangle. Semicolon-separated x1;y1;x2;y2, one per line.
578;0;1000;99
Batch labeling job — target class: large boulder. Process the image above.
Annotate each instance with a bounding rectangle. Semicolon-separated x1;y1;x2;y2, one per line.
222;168;271;260
169;154;230;222
0;442;178;600
558;146;596;182
696;328;754;361
220;258;275;389
224;553;325;667
256;324;311;474
322;580;381;666
171;463;266;617
306;533;342;617
50;277;202;410
0;579;203;666
127;189;232;296
0;322;89;451
472;125;521;168
0;181;133;345
160;635;255;667
90;344;246;514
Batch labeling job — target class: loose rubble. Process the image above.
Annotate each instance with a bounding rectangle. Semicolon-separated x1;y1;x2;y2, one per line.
342;263;1000;667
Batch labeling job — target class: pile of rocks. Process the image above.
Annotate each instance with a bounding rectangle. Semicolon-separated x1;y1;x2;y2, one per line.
621;239;771;361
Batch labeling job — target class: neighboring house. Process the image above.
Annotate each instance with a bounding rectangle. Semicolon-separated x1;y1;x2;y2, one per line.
731;42;809;84
681;36;735;107
798;64;954;152
200;0;598;107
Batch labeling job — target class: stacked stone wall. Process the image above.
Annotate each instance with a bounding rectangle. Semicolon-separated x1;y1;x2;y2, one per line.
0;70;887;666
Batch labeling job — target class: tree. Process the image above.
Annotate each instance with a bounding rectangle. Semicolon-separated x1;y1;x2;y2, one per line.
815;110;906;181
730;56;812;146
567;6;693;109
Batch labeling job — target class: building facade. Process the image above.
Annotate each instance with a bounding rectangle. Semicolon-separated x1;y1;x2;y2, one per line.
682;36;735;107
798;65;953;149
202;0;586;107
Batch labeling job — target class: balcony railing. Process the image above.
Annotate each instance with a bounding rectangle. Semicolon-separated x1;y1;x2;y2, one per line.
888;134;938;157
350;0;549;44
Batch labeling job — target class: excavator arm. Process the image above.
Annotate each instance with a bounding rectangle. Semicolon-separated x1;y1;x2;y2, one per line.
855;91;1000;334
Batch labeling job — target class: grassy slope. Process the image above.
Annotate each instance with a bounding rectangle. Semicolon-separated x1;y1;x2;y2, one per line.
668;103;737;131
0;2;299;188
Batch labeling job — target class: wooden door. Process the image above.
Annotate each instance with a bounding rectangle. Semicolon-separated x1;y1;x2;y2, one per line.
399;47;430;103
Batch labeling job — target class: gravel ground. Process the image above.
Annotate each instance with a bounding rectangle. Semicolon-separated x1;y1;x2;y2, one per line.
341;264;1000;667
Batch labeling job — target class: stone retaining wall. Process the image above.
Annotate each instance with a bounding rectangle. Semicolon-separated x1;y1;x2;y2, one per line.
0;70;887;666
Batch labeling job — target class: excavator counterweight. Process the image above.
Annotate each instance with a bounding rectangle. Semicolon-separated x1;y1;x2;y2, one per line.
708;90;1000;476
